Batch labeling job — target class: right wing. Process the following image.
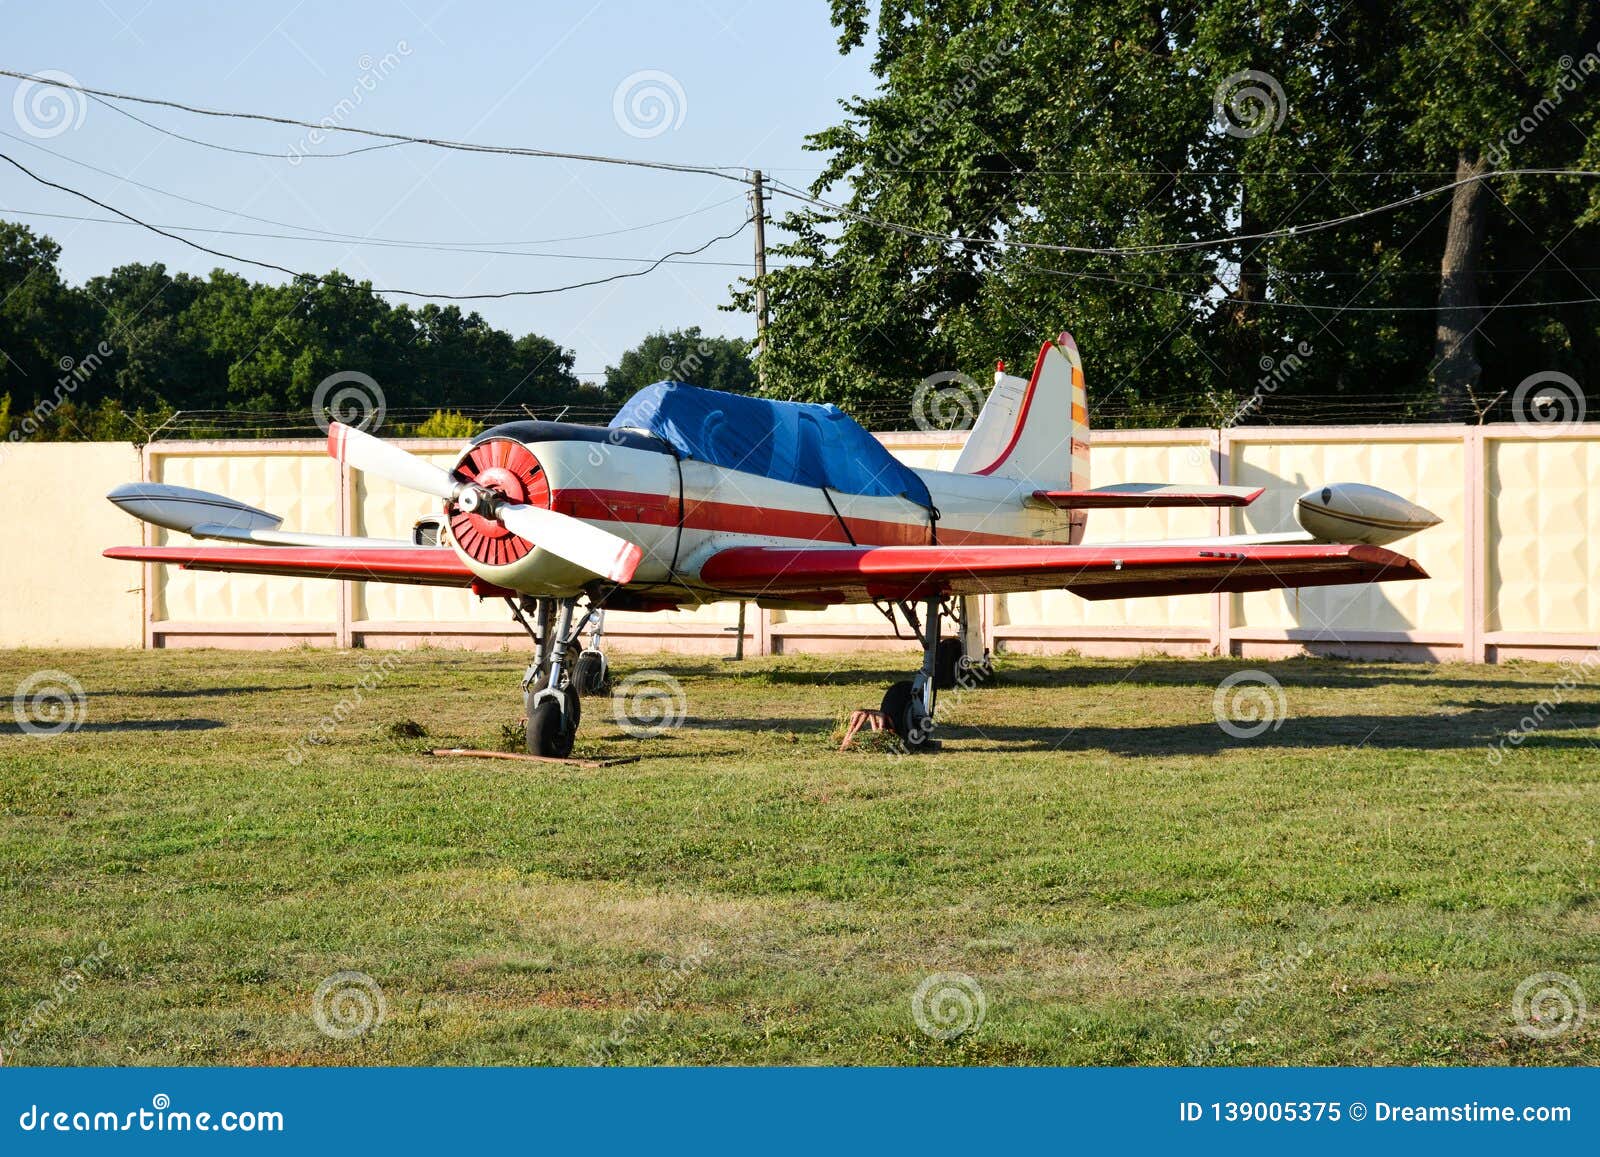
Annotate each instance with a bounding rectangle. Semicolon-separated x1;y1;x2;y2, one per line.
697;541;1428;604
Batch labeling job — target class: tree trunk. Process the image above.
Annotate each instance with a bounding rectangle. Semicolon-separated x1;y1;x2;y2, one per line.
1432;150;1491;420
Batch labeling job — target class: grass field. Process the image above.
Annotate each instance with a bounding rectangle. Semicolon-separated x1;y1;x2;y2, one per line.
1;645;1596;1066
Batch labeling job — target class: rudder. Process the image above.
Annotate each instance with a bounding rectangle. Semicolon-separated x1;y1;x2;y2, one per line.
954;332;1088;489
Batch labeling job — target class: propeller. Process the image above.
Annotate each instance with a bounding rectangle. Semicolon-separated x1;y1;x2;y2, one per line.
327;422;643;584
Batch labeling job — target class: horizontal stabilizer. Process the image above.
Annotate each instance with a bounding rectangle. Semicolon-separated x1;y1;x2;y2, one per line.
1028;483;1264;509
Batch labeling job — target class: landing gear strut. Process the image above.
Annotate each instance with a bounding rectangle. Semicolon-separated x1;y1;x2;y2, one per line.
510;595;598;757
573;609;609;695
880;595;993;752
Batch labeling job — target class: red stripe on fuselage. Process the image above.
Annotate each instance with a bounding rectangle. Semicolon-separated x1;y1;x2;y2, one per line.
548;488;1044;547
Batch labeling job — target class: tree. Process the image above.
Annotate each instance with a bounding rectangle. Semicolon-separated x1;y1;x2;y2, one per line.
742;1;1600;425
0;222;91;418
1389;2;1600;417
602;327;756;401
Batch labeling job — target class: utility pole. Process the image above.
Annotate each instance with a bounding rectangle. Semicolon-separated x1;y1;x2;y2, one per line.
750;169;768;385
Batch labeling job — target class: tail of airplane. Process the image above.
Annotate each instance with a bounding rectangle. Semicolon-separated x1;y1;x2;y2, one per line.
953;332;1089;490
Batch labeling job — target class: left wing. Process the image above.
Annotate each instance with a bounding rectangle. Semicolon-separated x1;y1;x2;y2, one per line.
104;544;479;588
697;542;1427;603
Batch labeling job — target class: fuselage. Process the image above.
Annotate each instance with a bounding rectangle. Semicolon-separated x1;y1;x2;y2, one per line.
446;421;1081;601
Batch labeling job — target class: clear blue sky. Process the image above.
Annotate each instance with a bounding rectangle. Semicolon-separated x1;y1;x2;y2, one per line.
1;0;875;384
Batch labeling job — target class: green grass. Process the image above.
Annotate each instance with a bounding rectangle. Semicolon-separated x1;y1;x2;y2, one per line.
1;646;1596;1066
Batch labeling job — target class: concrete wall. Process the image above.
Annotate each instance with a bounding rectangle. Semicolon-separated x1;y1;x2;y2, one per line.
7;424;1595;661
0;442;144;648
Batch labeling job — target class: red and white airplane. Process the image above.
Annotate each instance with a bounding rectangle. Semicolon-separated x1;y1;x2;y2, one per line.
106;333;1439;756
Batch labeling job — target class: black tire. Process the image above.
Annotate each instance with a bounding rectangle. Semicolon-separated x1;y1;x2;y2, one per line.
881;679;935;751
934;638;964;690
564;683;581;729
528;696;575;758
574;650;608;696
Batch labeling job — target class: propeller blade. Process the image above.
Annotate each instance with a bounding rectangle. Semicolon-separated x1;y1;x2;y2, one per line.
328;421;643;583
327;422;456;501
498;502;644;584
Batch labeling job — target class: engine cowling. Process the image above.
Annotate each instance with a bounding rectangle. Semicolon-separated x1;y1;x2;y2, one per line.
446;437;548;569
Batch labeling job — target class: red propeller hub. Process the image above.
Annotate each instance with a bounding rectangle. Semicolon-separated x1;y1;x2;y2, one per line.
448;438;549;567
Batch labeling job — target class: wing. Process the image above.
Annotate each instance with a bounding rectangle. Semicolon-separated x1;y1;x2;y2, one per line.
697;542;1427;603
104;545;479;588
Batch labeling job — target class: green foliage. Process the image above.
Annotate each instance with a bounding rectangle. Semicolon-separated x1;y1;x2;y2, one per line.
408;409;484;438
0;225;603;436
602;326;756;401
743;1;1600;425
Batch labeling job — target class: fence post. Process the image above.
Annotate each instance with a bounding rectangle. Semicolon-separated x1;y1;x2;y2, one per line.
1213;426;1231;657
337;456;354;649
1463;427;1487;663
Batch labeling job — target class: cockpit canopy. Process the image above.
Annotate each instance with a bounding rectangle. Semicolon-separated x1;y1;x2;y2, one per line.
609;381;933;508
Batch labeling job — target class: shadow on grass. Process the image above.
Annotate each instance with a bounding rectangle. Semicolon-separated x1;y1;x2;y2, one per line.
934;704;1600;756
664;699;1599;757
633;658;1564;693
0;718;226;735
101;685;321;699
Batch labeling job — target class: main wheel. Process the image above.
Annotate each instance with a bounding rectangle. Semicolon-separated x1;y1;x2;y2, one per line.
574;649;608;696
881;679;935;751
527;695;576;758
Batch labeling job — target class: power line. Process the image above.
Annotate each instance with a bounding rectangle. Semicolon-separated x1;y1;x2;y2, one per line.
0;207;788;269
0;68;749;183
1007;258;1600;312
87;91;411;161
766;168;1600;258
0;129;751;247
0;150;752;299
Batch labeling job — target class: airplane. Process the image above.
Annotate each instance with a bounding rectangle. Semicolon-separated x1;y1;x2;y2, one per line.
104;332;1441;757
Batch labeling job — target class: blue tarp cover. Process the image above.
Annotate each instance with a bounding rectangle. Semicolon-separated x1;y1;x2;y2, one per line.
610;382;933;508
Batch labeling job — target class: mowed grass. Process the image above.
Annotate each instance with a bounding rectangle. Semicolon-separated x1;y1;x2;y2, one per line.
0;645;1596;1067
